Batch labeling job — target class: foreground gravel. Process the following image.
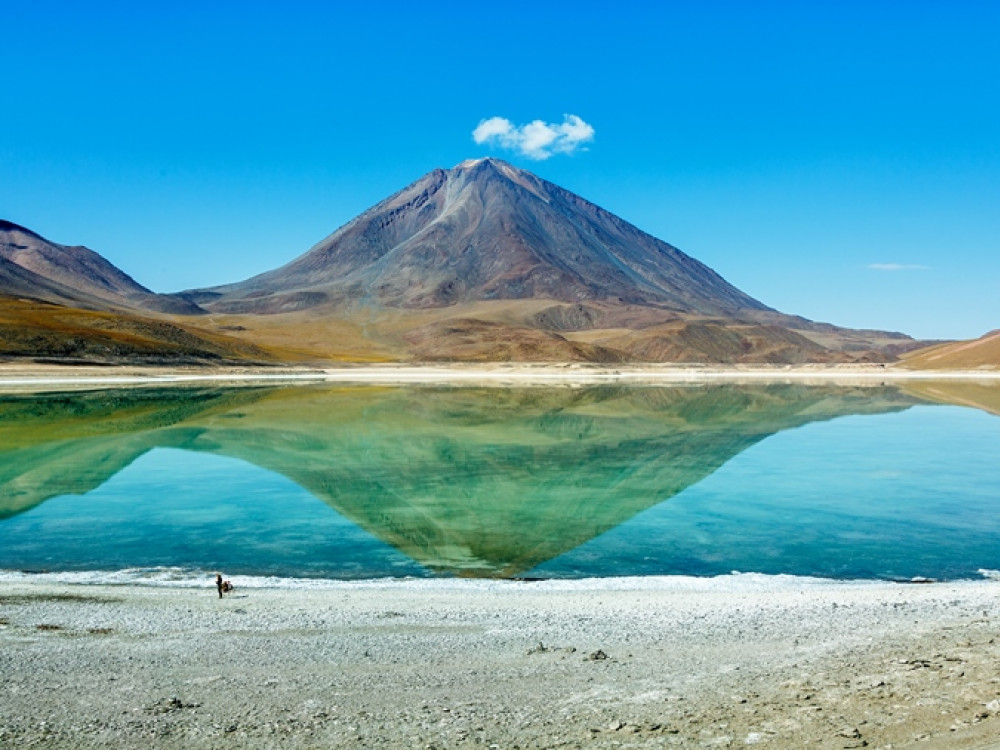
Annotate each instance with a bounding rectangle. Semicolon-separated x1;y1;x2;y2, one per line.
2;576;1000;749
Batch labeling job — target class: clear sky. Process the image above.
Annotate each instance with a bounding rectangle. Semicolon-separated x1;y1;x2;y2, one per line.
3;1;998;340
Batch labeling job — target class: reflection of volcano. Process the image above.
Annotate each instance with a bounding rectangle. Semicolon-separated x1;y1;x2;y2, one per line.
0;384;926;576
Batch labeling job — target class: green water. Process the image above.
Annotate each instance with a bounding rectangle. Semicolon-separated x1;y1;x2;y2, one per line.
0;382;997;580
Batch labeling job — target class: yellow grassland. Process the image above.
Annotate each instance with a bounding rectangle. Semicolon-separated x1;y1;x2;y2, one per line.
901;330;1000;371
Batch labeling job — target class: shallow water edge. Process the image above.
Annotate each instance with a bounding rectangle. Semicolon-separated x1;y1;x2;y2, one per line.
3;566;999;592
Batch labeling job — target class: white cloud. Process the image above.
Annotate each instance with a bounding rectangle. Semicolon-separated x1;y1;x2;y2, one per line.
472;116;514;143
869;263;930;271
472;114;595;160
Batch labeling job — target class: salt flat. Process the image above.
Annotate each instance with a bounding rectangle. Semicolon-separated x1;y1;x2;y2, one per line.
0;362;998;392
2;575;1000;748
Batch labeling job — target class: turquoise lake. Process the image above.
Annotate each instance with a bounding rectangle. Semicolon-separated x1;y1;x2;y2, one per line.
0;382;998;581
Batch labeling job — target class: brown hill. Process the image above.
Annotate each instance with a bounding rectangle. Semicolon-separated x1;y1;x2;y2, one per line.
0;221;274;365
0;253;112;309
0;296;273;365
901;329;1000;371
0;220;203;315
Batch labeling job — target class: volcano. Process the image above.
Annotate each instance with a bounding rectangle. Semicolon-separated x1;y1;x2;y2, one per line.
193;158;769;316
184;159;915;363
2;162;923;364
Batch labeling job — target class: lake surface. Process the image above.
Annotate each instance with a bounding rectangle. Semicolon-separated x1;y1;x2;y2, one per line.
1;381;998;582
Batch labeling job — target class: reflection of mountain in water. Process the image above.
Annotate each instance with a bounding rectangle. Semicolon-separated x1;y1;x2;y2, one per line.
0;383;927;576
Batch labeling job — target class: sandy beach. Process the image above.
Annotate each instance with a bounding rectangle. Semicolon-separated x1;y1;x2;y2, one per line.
2;575;1000;749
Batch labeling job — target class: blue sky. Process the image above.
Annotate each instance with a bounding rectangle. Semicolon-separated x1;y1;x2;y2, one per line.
3;1;998;340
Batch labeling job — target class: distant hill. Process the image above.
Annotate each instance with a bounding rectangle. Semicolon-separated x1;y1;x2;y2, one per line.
0;252;109;309
0;296;273;365
0;221;274;365
0;220;203;315
901;329;1000;371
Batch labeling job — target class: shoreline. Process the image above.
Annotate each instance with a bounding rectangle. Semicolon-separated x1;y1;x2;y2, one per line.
0;361;999;391
3;576;999;748
3;567;999;590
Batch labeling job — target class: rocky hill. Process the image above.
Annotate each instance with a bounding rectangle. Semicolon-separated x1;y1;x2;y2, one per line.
0;222;269;365
0;220;202;315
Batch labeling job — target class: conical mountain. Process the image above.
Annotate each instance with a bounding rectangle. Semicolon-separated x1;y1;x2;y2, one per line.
183;159;919;363
195;158;771;315
1;165;920;364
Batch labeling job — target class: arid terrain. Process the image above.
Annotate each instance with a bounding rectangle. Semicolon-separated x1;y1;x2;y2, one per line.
901;330;1000;372
2;160;957;369
2;577;1000;749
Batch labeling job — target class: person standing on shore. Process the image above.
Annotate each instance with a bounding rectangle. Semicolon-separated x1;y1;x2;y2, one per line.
215;573;223;599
